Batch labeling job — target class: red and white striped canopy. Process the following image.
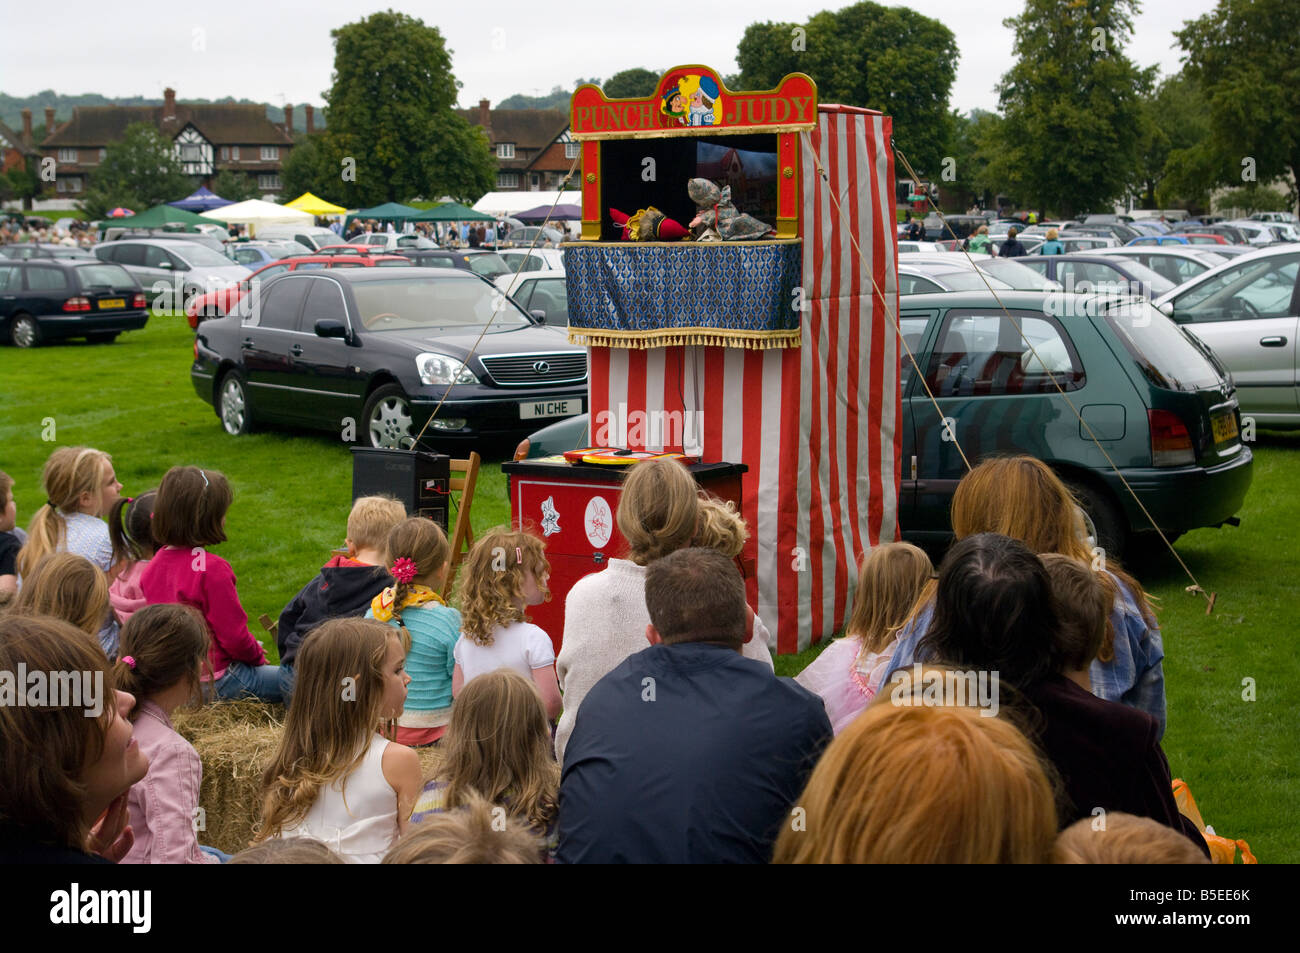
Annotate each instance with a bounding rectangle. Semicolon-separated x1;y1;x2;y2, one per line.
588;106;901;652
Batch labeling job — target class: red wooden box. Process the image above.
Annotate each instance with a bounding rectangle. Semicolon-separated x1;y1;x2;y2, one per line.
501;459;746;654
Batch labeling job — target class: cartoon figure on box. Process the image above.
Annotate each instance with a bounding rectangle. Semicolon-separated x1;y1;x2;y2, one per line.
660;75;722;128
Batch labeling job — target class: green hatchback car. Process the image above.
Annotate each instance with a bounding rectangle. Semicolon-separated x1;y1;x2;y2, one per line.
519;290;1253;556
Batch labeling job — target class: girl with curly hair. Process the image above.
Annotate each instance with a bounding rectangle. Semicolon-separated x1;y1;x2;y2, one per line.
452;527;560;721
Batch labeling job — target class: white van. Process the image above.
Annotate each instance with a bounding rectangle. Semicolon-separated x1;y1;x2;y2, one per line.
254;225;340;250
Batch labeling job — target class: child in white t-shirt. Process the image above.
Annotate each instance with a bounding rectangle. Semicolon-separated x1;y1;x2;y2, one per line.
452;529;561;722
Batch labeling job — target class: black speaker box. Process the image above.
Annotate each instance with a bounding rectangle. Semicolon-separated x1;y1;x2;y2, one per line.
350;448;450;532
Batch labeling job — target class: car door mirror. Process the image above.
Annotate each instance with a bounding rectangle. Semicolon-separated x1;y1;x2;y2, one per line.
1156;300;1174;318
158;260;172;269
529;309;547;325
314;318;349;339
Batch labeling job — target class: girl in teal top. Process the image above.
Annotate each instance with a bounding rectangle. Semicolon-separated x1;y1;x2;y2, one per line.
367;517;459;746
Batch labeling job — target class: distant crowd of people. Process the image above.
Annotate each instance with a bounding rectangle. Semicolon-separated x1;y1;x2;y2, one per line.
0;218;96;247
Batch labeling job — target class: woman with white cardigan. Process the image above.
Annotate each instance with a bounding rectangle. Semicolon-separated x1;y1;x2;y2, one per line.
554;458;773;763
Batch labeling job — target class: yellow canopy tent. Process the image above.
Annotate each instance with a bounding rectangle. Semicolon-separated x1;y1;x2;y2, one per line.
284;192;347;216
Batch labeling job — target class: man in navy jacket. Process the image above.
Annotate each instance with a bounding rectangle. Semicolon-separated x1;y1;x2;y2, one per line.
556;548;832;864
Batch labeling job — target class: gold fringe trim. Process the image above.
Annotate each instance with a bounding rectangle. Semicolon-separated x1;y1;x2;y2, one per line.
567;326;802;350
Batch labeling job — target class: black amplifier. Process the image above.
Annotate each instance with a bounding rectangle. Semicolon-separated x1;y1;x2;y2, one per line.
350;448;450;532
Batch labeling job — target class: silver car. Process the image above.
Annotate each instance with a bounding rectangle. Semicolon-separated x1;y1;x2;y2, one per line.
94;238;250;311
1155;245;1300;428
1093;246;1229;287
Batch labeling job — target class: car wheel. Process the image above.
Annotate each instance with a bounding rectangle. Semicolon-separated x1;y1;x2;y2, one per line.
1068;480;1128;560
362;384;416;449
87;332;119;344
9;314;41;348
218;370;254;435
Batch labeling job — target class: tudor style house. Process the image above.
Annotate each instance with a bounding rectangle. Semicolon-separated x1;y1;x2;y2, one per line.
38;88;300;198
458;99;577;192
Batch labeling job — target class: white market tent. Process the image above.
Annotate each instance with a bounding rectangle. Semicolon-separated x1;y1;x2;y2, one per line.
202;199;313;236
471;190;582;218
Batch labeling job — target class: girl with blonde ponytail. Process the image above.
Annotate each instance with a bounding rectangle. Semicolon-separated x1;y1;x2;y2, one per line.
16;446;123;654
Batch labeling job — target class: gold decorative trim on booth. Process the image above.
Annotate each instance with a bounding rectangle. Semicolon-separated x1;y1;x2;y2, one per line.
567;327;803;350
570;124;817;142
560;238;802;248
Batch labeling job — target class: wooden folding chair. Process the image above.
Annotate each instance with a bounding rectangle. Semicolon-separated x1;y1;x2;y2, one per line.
444;451;481;591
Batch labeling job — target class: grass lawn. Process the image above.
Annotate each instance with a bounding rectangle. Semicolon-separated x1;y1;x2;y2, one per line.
2;315;1295;862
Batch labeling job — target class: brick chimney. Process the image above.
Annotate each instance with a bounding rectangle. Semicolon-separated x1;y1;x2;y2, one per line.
21;108;32;145
305;104;314;134
478;98;491;137
44;107;55;134
163;88;176;120
284;104;294;134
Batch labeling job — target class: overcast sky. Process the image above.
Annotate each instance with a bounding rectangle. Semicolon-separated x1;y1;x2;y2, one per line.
2;0;1219;115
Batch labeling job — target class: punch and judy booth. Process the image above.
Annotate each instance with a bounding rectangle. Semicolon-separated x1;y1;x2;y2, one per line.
507;67;901;654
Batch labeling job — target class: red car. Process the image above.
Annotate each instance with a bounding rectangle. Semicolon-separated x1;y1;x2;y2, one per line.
186;254;412;327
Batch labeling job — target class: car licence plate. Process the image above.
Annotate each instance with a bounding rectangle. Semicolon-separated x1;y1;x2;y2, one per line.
1212;413;1238;443
98;298;125;309
520;399;579;420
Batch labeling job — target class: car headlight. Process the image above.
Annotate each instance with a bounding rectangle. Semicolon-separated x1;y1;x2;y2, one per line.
416;353;478;385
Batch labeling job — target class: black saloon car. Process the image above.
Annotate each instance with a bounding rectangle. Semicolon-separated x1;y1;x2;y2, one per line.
1;259;148;347
191;269;587;448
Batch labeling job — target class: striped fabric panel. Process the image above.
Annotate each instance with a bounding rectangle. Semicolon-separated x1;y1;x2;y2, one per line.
585;106;901;653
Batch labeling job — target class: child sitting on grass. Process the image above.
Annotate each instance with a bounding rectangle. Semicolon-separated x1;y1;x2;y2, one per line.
17;446;123;655
256;617;421;864
452;528;560;721
413;669;559;861
115;603;222;864
0;470;24;605
140;466;280;702
13;552;113;645
276;495;406;703
107;491;158;627
367;517;460;746
795;542;933;734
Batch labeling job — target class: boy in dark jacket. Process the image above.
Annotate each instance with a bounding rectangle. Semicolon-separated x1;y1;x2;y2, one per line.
276;495;407;702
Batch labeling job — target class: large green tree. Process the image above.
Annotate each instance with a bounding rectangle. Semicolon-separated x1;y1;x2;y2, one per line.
602;68;660;99
77;122;192;219
320;10;495;205
736;2;958;175
1131;75;1214;210
278;133;338;201
210;169;260;202
991;0;1148;218
1175;0;1300;208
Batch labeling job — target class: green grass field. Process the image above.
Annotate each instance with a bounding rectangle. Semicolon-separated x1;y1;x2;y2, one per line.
2;315;1295;861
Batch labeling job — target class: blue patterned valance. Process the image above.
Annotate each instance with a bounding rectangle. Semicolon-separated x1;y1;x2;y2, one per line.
565;240;803;349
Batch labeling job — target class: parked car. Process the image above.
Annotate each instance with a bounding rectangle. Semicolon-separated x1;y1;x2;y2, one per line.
1249;212;1299;225
1154;246;1300;429
94;238;249;311
0;243;97;261
225;240;314;267
1172;223;1248;245
497;248;565;274
1222;220;1298;245
897;240;950;254
899;265;1013;295
397;249;513;281
99;228;228;253
255;225;341;251
990;236;1046;256
0;258;148;347
348;233;439;252
493;269;569;322
1013;254;1178;299
923;214;986;241
520;290;1252;555
1126;234;1228;247
1057;236;1120;253
502;226;564;248
1091;246;1228;286
185;253;412;326
191;269;588;448
315;244;390;257
900;253;1062;291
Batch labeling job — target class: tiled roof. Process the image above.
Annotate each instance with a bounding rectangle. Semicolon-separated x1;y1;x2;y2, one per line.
457;107;567;152
0;119;39;156
42;104;294;148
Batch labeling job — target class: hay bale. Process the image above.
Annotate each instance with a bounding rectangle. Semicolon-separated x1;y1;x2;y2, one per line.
172;702;443;854
173;701;285;854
